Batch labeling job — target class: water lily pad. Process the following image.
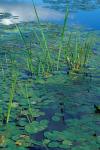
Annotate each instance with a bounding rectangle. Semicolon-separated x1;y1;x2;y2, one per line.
43;139;50;145
12;102;19;108
29;109;45;117
44;131;65;141
48;141;60;148
25;120;48;134
17;118;28;127
52;115;60;122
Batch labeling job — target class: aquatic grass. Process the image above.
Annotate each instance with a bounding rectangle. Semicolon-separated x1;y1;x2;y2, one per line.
64;32;93;73
0;2;99;150
0;63;6;123
14;23;34;74
36;57;45;76
10;1;93;77
4;1;94;79
14;21;51;77
0;62;6;81
0;56;13;123
25;84;33;122
31;0;49;53
5;50;19;124
30;30;47;76
0;51;10;81
26;42;34;74
24;83;33;122
18;82;34;123
56;5;69;71
6;71;17;123
32;0;53;73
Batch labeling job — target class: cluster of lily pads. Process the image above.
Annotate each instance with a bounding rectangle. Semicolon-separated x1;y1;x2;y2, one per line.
0;66;100;150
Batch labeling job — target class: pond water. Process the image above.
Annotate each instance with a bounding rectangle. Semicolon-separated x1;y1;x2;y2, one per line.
0;0;100;29
0;0;100;150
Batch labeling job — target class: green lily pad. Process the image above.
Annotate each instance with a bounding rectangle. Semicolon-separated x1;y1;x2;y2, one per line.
17;118;28;127
25;120;48;134
29;109;45;117
44;131;65;141
48;141;60;148
43;139;50;145
52;115;60;122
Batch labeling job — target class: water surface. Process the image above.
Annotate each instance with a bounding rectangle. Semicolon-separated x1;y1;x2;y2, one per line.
0;0;100;30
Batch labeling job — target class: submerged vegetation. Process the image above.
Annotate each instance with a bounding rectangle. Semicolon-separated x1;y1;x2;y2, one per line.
0;0;100;150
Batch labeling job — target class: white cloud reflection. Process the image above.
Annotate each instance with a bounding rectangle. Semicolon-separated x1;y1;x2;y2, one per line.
0;3;64;25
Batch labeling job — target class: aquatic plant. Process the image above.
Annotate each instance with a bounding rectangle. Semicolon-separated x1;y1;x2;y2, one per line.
0;1;99;150
25;120;48;134
0;63;6;81
14;23;34;75
32;0;53;74
44;130;72;149
6;71;17;123
31;0;93;75
56;5;69;71
63;32;93;73
9;0;94;78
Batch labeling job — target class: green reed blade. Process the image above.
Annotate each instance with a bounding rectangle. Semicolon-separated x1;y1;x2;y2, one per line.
32;0;52;68
6;72;17;123
57;4;69;70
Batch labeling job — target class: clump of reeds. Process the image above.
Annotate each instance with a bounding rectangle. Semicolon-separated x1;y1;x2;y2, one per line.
12;0;94;77
31;0;93;75
63;33;93;73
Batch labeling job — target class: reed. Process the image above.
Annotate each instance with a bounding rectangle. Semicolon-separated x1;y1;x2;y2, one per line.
64;32;93;73
18;82;33;123
5;51;18;124
6;71;17;123
11;1;93;77
32;0;53;73
0;63;5;81
14;23;34;74
56;5;69;71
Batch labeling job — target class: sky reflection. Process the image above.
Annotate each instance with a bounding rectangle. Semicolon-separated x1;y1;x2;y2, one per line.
0;0;100;30
0;2;64;25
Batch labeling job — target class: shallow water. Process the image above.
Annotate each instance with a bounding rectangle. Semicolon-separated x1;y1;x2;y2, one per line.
0;0;100;150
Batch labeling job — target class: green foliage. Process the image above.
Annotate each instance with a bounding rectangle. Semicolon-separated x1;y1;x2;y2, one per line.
6;72;17;123
25;120;48;134
64;34;93;73
0;1;99;150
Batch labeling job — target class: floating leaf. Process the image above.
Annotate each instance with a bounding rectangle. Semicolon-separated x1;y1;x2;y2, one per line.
25;120;48;134
52;115;60;122
29;109;45;117
43;139;50;145
48;141;60;148
62;140;72;146
44;131;65;141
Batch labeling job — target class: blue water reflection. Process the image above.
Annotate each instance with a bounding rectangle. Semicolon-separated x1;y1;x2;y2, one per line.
0;0;100;30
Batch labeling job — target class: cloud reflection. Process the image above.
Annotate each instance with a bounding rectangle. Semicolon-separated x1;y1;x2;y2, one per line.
0;3;64;25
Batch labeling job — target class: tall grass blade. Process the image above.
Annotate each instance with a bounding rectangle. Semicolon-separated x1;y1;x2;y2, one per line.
31;0;52;69
56;4;69;70
6;72;17;123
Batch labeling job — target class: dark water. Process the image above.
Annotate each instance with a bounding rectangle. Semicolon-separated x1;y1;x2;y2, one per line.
0;0;100;30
